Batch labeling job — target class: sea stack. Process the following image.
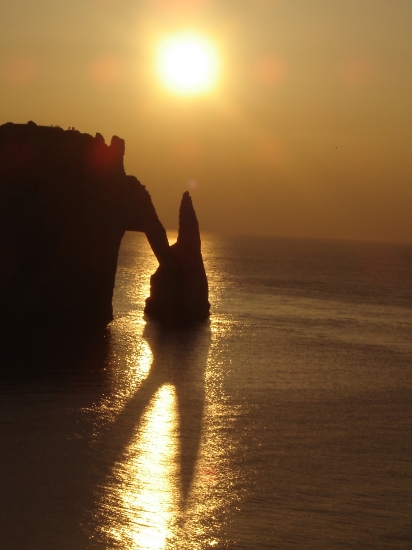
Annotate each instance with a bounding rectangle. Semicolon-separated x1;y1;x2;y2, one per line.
144;192;210;325
0;121;209;328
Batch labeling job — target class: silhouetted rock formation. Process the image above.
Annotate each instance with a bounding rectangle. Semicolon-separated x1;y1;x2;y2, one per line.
144;192;210;325
0;121;209;327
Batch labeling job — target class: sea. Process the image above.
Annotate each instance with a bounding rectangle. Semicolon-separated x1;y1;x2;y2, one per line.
0;232;411;549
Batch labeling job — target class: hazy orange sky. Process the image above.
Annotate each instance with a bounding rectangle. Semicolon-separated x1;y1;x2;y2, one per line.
1;0;412;243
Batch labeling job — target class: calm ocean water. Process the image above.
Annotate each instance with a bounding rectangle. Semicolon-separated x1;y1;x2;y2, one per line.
0;232;411;549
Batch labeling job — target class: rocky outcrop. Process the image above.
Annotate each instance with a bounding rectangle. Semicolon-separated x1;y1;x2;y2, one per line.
144;192;210;325
0;121;209;327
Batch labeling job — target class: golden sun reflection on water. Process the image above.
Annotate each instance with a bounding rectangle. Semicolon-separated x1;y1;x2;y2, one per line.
130;333;152;384
95;233;239;549
103;384;180;550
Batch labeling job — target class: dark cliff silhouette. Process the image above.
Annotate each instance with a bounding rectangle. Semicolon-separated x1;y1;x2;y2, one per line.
0;121;210;327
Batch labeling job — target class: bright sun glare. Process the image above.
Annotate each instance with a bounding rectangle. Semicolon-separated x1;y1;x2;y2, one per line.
156;33;219;95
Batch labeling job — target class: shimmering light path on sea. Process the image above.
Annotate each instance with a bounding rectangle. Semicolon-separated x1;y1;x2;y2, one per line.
0;232;411;549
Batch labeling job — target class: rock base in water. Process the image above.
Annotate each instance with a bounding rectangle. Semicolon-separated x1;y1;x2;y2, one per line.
144;192;210;326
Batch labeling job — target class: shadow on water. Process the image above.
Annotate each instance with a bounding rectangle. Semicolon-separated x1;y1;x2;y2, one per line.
0;317;210;549
98;319;210;507
0;320;111;386
0;322;113;549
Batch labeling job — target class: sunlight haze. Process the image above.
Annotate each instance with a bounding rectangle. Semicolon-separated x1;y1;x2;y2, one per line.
1;0;411;243
156;32;219;95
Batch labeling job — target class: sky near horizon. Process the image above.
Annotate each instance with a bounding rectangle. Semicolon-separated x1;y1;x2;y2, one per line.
1;0;412;243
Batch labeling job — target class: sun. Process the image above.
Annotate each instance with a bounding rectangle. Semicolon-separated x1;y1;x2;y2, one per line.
156;32;219;95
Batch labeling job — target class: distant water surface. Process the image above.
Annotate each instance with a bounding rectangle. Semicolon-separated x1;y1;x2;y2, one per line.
0;232;411;549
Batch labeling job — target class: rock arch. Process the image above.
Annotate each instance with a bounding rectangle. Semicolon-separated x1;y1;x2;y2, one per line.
0;122;209;327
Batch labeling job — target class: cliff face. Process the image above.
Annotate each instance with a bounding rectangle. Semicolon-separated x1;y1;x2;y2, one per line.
0;121;209;327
